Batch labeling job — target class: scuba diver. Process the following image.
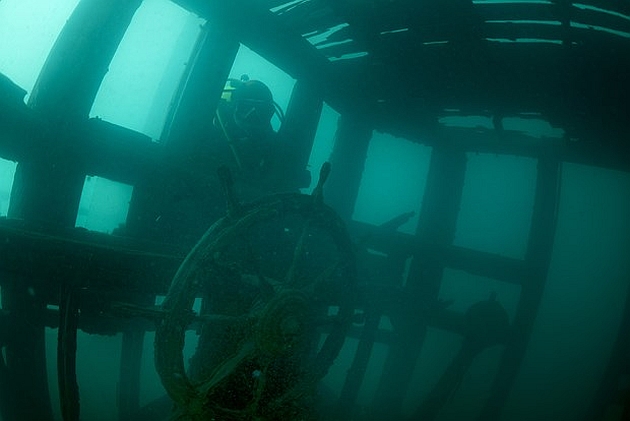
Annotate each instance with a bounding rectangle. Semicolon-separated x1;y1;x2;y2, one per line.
213;75;286;183
126;75;300;246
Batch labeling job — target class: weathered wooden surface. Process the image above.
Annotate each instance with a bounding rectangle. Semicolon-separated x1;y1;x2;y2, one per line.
167;0;630;173
0;220;181;296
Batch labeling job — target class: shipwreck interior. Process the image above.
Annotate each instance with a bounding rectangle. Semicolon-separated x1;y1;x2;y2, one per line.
0;0;629;420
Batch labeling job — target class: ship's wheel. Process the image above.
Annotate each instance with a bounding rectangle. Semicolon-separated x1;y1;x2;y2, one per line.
154;163;356;420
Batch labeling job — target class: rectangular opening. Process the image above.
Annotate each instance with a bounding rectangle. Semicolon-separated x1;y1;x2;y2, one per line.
353;133;432;235
89;0;204;140
0;158;17;216
454;153;536;259
0;0;80;100
76;176;133;234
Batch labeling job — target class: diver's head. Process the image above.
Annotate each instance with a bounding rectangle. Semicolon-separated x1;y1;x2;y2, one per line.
223;79;275;138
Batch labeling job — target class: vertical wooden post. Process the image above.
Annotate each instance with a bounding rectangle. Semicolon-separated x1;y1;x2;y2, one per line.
161;22;240;153
372;143;467;418
8;159;85;230
325;114;373;221
335;252;408;418
336;307;382;416
477;145;561;420
118;329;147;421
125;22;240;243
58;281;81;421
584;281;630;420
3;1;142;420
1;279;54;421
117;294;154;421
0;306;13;420
0;340;13;421
9;0;142;227
277;80;323;189
28;0;143;121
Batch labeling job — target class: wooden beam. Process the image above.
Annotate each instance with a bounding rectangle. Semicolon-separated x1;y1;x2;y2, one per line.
580;0;630;17
373;145;468;418
584;277;630;420
474;1;560;21
477;145;562;420
79;119;164;185
171;0;360;116
161;21;240;152
277;79;324;187
9;0;143;229
1;280;54;421
0;221;181;296
172;0;331;82
325;114;373;221
57;280;81;421
28;0;143;121
349;220;528;286
118;326;149;421
375;121;630;174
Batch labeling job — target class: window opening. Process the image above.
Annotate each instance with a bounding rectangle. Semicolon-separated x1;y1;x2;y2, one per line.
90;0;204;140
353;133;432;235
302;103;340;192
75;176;133;234
0;158;17;216
454;153;536;259
0;0;80;101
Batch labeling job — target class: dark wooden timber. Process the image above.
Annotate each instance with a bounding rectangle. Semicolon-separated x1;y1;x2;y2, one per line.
477;144;562;421
584;275;630;421
170;0;357;117
349;220;528;286
0;221;181;295
58;279;81;421
161;21;239;152
118;322;150;421
325;114;373;221
373;143;468;418
0;342;12;421
28;0;143;120
1;279;54;421
336;251;409;418
163;0;630;173
8;0;142;228
125;19;240;245
1;2;143;420
336;305;383;419
278;79;324;186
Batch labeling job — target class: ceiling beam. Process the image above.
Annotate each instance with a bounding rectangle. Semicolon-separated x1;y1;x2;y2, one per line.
171;0;361;115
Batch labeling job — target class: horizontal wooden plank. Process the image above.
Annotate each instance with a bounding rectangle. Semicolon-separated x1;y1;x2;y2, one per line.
178;0;362;117
309;25;354;46
80;118;164;185
482;21;567;41
265;0;300;10
317;40;362;58
270;0;341;35
348;220;528;285
274;0;332;23
572;3;630;33
474;1;561;22
483;19;630;43
579;0;630;17
295;13;343;37
0;220;182;297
